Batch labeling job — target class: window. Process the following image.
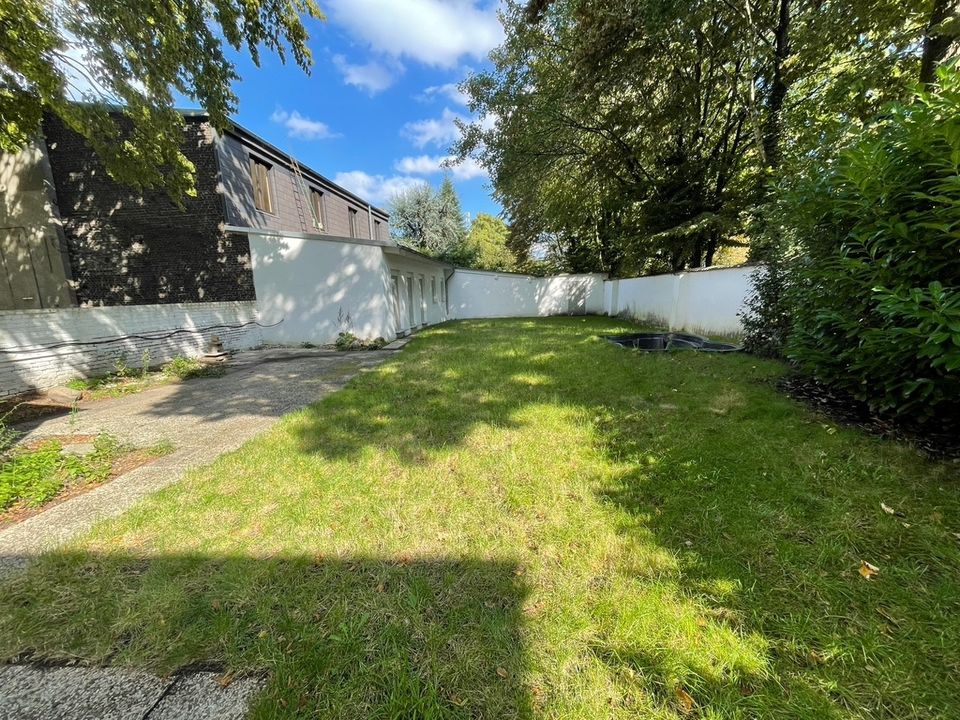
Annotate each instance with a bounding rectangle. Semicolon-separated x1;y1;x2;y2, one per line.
348;208;359;238
374;219;382;240
431;277;437;303
249;157;273;213
440;278;445;305
310;189;325;231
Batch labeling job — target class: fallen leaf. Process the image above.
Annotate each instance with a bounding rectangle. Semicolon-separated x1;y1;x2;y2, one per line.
859;560;879;580
216;673;234;688
375;583;385;593
880;502;895;515
211;599;222;611
675;687;695;714
496;667;509;679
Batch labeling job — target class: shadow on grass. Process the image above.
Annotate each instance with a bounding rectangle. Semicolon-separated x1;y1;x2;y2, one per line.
2;318;956;719
0;551;530;719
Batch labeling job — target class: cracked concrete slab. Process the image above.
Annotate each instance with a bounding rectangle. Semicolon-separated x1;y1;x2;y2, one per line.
0;665;265;720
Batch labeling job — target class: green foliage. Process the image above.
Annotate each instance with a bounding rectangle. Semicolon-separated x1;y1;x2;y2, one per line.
783;69;960;421
457;0;941;274
0;434;120;510
161;356;224;381
2;318;958;718
389;177;473;263
335;332;386;351
0;0;322;199
465;214;517;271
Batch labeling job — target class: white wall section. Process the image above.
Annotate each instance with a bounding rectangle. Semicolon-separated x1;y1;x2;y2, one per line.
0;301;260;397
249;233;395;345
449;270;606;319
604;265;757;336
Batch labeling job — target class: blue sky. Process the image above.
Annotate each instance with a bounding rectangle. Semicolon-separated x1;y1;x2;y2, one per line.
217;0;503;221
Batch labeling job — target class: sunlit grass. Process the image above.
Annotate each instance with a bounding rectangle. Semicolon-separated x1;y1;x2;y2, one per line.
1;317;958;719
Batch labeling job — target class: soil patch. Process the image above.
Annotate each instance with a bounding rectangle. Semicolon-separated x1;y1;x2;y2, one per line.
778;374;960;459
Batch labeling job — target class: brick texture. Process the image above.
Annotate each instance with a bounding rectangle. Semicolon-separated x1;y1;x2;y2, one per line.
42;115;255;306
0;302;261;397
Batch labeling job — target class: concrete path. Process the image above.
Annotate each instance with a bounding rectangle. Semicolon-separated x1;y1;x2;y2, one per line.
0;664;265;720
0;347;392;574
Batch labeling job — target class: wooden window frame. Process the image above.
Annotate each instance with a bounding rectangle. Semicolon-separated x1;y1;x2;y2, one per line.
310;189;326;231
348;207;359;238
249;157;274;214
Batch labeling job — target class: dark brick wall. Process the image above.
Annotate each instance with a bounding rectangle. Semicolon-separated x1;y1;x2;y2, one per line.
42;115;255;305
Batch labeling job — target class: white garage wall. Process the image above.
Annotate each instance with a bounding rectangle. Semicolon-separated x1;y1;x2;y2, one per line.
0;301;260;398
605;265;758;336
448;270;606;319
249;233;395;345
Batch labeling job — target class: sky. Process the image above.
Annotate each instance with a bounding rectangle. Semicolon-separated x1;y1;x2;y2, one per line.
214;0;504;220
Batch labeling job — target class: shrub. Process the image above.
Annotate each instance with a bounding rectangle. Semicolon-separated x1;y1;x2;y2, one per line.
782;67;960;422
335;332;386;351
161;356;224;380
0;434;119;510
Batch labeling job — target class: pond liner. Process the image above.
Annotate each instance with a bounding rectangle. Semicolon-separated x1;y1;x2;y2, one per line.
603;332;741;353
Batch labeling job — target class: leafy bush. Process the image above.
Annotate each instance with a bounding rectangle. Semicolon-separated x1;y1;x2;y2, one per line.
0;434;119;510
161;356;224;380
335;332;386;351
782;68;960;422
740;257;793;358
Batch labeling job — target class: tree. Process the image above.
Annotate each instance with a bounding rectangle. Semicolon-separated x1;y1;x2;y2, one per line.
0;0;322;199
390;178;473;264
466;214;516;271
390;183;441;251
457;0;937;273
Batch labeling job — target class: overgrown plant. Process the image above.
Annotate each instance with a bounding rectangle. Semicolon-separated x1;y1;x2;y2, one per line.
782;67;960;421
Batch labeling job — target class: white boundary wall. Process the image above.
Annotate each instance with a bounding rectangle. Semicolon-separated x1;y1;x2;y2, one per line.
449;269;606;319
604;265;757;336
249;233;396;345
0;301;261;398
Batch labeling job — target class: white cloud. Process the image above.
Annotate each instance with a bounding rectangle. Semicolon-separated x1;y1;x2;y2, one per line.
328;0;503;68
420;82;470;106
402;107;464;149
270;109;337;140
334;171;427;205
402;106;498;150
395;154;487;180
332;54;401;94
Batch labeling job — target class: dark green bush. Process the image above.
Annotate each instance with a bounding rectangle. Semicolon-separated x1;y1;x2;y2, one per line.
783;67;960;422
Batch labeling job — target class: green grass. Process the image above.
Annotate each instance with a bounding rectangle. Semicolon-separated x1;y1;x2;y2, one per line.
1;317;958;719
66;356;224;400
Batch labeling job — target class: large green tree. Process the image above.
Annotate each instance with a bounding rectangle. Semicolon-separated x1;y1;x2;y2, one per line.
0;0;322;199
390;178;473;264
466;213;516;271
457;0;954;274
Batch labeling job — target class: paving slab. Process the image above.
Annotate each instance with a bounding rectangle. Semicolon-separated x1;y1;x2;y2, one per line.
0;665;265;720
0;348;394;575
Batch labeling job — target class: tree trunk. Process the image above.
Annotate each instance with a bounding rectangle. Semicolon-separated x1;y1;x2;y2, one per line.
762;0;791;172
705;233;718;267
920;0;959;86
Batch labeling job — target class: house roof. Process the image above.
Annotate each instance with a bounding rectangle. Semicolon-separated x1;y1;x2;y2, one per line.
177;108;390;219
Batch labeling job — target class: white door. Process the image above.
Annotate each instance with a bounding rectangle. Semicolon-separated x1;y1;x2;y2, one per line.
417;276;426;326
391;274;401;331
406;274;416;329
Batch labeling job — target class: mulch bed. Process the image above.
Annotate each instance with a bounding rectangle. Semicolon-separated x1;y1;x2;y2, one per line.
777;374;960;460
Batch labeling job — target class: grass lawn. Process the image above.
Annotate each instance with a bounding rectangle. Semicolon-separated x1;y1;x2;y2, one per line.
1;317;958;719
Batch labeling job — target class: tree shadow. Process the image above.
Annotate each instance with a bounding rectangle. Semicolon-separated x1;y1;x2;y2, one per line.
0;550;531;719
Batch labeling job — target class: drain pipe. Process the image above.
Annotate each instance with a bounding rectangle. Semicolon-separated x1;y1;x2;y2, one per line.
443;267;456;318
